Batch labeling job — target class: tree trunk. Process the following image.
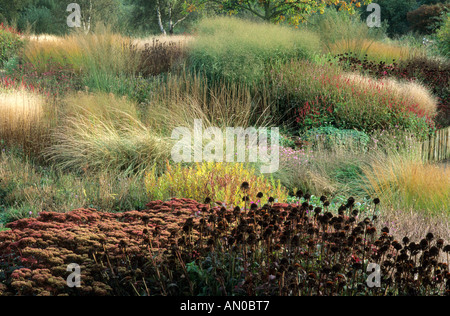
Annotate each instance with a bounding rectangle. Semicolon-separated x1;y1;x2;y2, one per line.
168;3;174;34
156;0;167;35
81;0;92;34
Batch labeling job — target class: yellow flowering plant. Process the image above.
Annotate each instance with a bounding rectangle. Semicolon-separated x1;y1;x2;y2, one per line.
145;162;288;207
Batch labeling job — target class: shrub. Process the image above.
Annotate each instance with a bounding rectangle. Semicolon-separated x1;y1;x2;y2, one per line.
1;197;449;296
188;17;320;84
0;23;23;67
407;3;450;34
145;162;288;208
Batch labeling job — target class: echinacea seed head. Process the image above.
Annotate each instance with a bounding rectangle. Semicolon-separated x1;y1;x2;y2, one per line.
240;182;250;191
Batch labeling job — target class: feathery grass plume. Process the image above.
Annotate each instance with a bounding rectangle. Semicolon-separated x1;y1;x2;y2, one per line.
0;87;55;156
342;72;438;118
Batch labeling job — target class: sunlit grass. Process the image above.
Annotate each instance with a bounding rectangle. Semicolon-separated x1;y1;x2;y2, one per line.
363;153;450;217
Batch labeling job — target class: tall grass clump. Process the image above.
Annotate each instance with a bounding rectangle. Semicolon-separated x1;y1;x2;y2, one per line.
306;9;423;63
362;152;450;217
188;17;320;85
45;92;171;174
0;87;55;157
145;72;272;133
23;26;140;90
307;9;382;53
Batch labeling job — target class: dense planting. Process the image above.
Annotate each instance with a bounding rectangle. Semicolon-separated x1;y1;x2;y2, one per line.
335;53;450;127
1;8;449;297
0;196;449;296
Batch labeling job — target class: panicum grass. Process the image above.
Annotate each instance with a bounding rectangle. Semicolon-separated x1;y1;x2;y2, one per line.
188;17;321;84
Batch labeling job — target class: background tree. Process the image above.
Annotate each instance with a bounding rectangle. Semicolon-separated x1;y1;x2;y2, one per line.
407;2;450;34
186;0;373;25
68;0;122;33
362;0;418;36
0;0;32;24
128;0;213;35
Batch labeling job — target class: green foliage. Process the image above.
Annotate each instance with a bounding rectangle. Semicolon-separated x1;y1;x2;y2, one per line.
0;25;23;67
435;13;450;58
302;126;371;151
187;0;373;24
0;0;32;22
3;56;19;75
17;5;63;35
188;17;321;84
364;0;418;36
